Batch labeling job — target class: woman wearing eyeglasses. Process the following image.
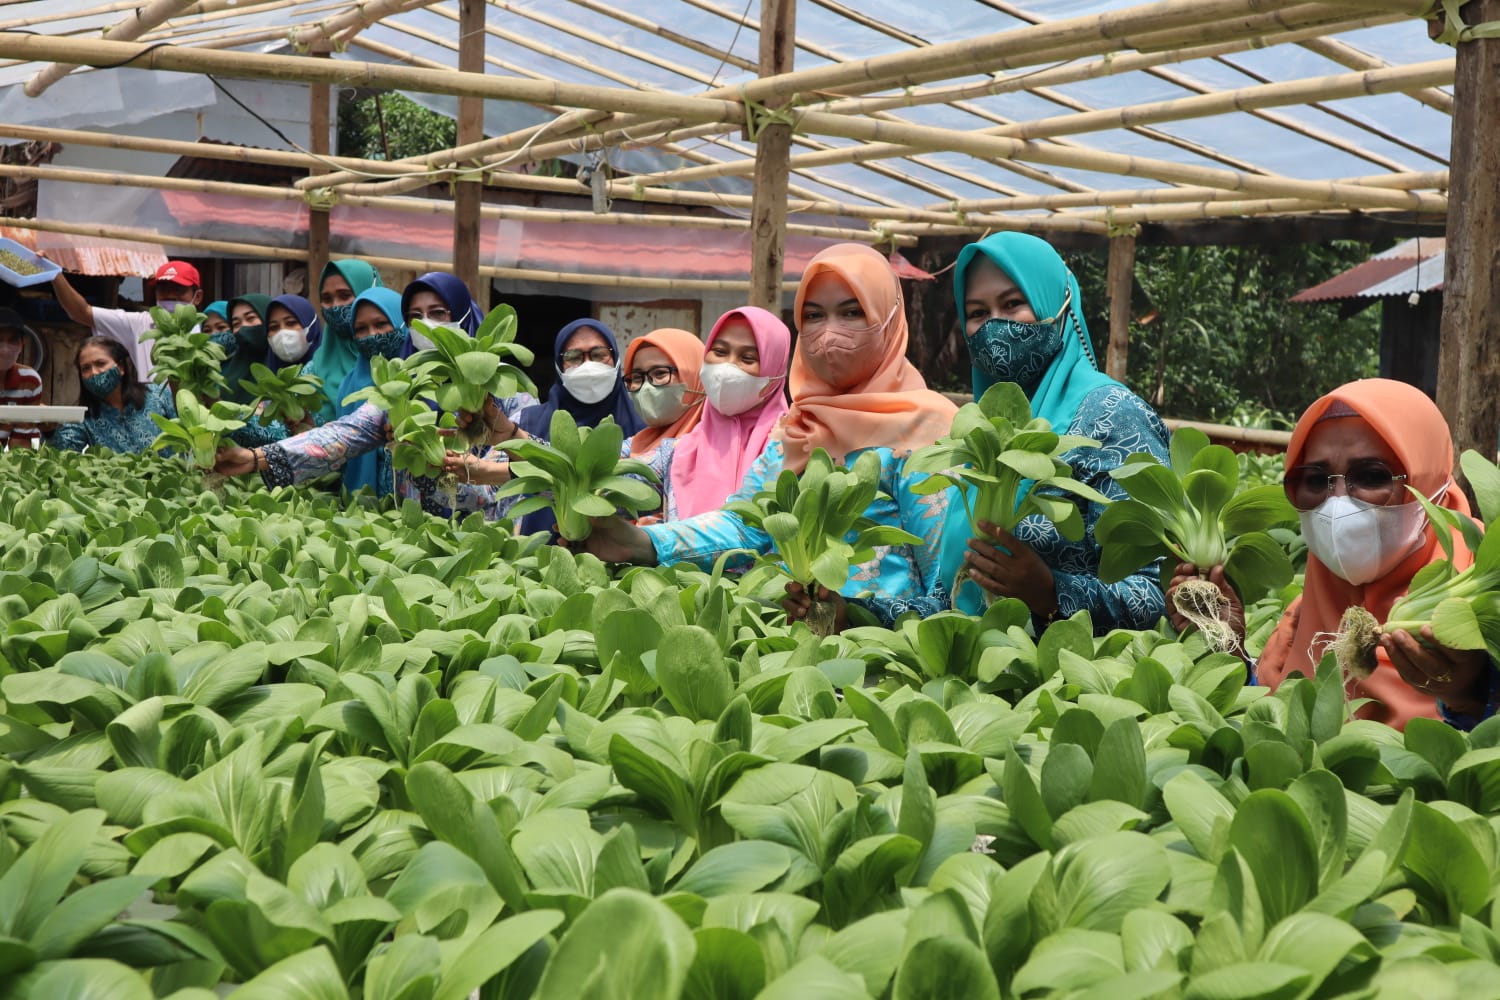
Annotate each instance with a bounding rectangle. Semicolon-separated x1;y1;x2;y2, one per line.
1167;379;1494;729
622;328;706;456
934;232;1172;632
514;319;644;440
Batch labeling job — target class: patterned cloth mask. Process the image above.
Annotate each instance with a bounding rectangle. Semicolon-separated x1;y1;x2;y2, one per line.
966;290;1072;393
324;303;356;340
208;330;238;356
83;367;123;398
354;329;405;359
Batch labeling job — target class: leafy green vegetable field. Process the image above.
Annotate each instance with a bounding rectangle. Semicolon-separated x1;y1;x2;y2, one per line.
3;448;1500;1000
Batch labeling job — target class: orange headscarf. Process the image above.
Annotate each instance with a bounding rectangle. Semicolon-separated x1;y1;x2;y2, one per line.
1257;378;1471;728
782;243;957;473
622;328;706;456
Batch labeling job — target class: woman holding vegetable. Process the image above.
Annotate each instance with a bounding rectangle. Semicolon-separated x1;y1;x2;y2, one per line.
623;327;706;458
215;279;535;518
264;295;323;374
201;301;231;338
937;232;1171;632
50;337;175;453
220;295;272;406
568;243;957;628
1167;379;1495;729
402;271;483;343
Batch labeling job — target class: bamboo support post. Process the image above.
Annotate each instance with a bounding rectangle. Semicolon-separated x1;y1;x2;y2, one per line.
308;58;331;297
453;0;484;306
23;0;199;97
1436;0;1500;462
749;0;795;314
0;216;804;293
1105;233;1137;382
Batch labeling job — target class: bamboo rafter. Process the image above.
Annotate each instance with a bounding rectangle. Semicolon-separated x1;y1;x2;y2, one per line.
1300;34;1454;113
23;0;199;97
284;0;440;53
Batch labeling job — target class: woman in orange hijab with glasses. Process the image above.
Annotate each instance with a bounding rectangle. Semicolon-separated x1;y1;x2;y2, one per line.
579;243;958;629
1167;378;1496;729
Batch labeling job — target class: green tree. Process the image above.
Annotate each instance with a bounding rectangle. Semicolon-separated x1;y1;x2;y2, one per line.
337;91;456;161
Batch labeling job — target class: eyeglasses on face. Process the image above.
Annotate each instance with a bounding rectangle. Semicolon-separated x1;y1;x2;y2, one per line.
560;346;615;368
624;366;680;391
408;306;452;323
1284;460;1408;511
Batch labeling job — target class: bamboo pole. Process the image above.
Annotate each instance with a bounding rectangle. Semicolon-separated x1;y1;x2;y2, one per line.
563;0;757;72
1106;234;1136;382
1300;35;1455;113
1435;0;1500;463
0;161;918;245
23;0;199;97
308;63;331;297
0;216;805;293
749;0;795;314
453;0;484;305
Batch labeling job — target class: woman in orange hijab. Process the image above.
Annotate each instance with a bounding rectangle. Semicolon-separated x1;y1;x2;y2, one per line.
580;243;959;628
1168;378;1493;729
622;327;706;457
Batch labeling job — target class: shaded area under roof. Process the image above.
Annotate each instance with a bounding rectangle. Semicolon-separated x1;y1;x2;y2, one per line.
1292;237;1445;302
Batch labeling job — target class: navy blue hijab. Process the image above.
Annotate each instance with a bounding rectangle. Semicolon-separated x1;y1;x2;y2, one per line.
516;319;643;438
401;271;483;338
265;294;323;372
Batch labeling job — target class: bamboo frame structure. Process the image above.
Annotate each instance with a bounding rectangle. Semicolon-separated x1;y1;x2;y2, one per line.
23;0;199;97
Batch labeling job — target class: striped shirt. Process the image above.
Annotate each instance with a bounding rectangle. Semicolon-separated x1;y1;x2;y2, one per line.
1;363;42;448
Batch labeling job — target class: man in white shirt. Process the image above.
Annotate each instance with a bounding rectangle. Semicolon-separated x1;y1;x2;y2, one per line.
50;260;204;383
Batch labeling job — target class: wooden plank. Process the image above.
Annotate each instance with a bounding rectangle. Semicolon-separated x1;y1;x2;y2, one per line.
1435;0;1500;462
748;0;795;313
454;0;485;308
1105;232;1136;381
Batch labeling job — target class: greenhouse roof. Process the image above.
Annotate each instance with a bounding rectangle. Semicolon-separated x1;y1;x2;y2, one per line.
0;0;1458;242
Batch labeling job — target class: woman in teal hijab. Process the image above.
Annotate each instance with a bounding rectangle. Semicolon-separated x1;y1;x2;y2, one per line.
306;259;383;422
935;232;1171;631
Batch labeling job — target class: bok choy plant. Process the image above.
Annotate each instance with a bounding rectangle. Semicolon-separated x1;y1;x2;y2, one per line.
407;303;536;445
905;381;1112;608
341;356;451;479
238;362;327;427
1094;427;1296;650
141;304;226;400
724;448;921;635
1335;450;1500;677
497;409;660;542
150;388;248;474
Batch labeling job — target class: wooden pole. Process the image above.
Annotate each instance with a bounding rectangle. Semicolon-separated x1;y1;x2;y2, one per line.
1435;0;1500;460
749;0;795;313
1105;233;1137;381
308;58;331;301
454;0;484;307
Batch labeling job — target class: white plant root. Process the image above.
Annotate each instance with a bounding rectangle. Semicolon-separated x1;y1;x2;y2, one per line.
1174;577;1238;653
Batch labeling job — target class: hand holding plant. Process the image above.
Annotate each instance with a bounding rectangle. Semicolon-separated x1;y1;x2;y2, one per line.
407;302;535;445
142;304;226;400
238;362;327;427
150;388;248;472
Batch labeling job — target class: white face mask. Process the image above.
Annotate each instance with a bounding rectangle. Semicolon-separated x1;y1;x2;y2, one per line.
1299;491;1438;585
633;382;691;427
268;328;310;363
560;361;618;405
701;361;777;416
409;321;465;353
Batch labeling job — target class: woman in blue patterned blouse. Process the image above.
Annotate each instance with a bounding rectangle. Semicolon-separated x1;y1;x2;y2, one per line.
935;232;1171;632
50;337;175;453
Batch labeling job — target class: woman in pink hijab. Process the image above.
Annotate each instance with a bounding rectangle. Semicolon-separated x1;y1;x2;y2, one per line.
670;306;791;518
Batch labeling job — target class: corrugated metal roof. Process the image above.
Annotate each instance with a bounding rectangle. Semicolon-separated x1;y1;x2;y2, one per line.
1291;237;1445;303
0;226;166;278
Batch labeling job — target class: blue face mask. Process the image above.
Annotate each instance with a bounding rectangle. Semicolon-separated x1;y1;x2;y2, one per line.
355;329;405;359
208;330;238;357
83;367;122;398
966;290;1072;392
325;303;356;340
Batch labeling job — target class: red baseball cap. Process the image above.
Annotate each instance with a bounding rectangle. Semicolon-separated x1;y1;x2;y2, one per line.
152;260;201;288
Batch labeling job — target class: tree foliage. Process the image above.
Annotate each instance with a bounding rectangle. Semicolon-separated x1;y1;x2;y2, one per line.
337;91;456;161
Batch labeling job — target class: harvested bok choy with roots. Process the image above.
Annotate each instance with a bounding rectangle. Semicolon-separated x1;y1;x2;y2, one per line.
1094;426;1296;651
150;388;248;492
142;304;226;400
407;303;536;446
905;381;1111;609
497;409;659;542
238;362;326;427
723;448;921;636
341;356;451;481
1334;449;1500;679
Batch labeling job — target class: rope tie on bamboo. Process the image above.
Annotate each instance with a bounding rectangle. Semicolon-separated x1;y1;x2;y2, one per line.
303;187;338;212
869;220;898;254
1103;210;1139;239
1425;0;1500;44
741;92;800;143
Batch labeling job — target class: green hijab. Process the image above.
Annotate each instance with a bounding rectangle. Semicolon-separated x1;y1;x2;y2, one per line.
222;293;272;405
306;259;383;422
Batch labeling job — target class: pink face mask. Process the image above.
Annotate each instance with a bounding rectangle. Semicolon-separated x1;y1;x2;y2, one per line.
799;302;896;386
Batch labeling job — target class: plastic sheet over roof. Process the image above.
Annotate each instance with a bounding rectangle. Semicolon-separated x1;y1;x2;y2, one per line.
0;0;1456;235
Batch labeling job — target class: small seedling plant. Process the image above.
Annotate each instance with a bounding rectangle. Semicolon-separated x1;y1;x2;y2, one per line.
238;362;327;428
150;388;248;488
906;381;1112;608
1095;426;1296;651
407;303;536;446
724;448;921;635
142;304;226;400
1334;450;1500;678
497;409;660;541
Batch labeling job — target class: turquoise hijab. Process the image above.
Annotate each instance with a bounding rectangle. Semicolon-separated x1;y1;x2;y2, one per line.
307;259;383;423
939;232;1120;613
336;286;407;496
